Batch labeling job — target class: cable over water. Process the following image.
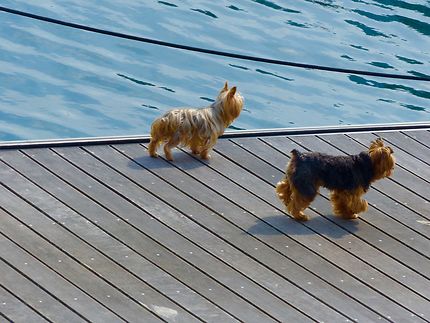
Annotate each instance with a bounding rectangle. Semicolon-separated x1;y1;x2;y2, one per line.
1;5;429;82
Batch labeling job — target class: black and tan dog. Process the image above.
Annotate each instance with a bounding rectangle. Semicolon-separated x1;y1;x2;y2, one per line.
276;139;395;221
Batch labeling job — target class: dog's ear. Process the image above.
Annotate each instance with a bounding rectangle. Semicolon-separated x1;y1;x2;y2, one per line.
227;86;237;99
369;138;384;152
221;81;229;93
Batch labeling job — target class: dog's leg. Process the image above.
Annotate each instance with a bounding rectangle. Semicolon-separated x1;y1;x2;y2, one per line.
148;137;160;157
190;144;201;155
191;147;201;155
199;148;211;160
199;140;216;160
163;135;180;161
331;190;360;219
287;188;315;221
350;191;368;215
189;137;200;155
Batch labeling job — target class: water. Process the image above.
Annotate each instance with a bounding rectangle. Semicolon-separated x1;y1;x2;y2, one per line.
0;0;429;141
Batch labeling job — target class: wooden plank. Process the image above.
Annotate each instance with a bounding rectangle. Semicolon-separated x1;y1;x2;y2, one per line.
1;128;428;322
0;189;163;323
404;130;430;148
54;145;322;323
20;148;279;323
104;143;389;322
349;132;430;183
171;137;429;319
119;142;426;322
281;134;430;259
0;160;213;323
380;131;430;165
0;259;85;323
0;150;236;323
0;231;122;323
0;284;48;323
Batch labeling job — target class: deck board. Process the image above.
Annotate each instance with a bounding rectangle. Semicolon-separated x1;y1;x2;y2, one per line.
67;145;315;322
0;255;85;323
0;279;50;323
404;130;430;148
1;128;429;322
0;151;237;323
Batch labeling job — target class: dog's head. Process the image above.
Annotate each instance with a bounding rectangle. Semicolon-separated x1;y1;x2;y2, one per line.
217;81;244;126
368;138;395;181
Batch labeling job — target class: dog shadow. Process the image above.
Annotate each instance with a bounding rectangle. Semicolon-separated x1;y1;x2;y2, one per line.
127;151;206;171
247;214;359;239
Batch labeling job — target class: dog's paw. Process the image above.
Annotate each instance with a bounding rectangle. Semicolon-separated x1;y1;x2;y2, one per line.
342;213;359;220
292;211;309;221
191;148;201;155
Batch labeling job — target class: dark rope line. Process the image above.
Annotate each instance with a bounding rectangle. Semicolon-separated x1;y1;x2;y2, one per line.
1;5;430;82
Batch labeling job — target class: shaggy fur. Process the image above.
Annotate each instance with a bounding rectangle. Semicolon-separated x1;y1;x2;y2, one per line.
276;138;395;221
148;82;243;161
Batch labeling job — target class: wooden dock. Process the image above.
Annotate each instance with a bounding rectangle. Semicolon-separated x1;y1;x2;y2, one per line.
1;127;429;322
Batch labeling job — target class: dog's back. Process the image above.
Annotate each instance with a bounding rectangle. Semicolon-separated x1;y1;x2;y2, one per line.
289;150;373;194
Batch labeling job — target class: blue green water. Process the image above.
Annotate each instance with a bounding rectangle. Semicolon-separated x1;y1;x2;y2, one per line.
0;0;429;141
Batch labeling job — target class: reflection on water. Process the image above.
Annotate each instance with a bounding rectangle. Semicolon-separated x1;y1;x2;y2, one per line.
0;0;428;141
353;9;430;36
199;97;215;103
117;73;156;87
255;69;293;82
191;8;218;19
349;75;430;100
251;0;301;13
345;19;389;37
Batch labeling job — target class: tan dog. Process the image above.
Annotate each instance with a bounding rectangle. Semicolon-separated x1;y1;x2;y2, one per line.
276;139;395;221
148;82;243;160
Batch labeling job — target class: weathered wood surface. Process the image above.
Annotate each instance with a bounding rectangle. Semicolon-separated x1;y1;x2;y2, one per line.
1;129;429;322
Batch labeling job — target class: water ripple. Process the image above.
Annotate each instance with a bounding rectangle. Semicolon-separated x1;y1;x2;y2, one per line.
396;55;423;65
353;9;430;36
255;69;293;81
191;8;218;19
252;0;300;13
372;0;430;17
349;75;430;100
345;19;389;37
158;1;178;8
117;73;156;87
368;61;395;69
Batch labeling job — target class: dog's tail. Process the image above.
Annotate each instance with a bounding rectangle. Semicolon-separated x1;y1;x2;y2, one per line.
148;116;170;157
150;115;171;137
276;179;293;207
290;149;301;159
276;149;301;206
